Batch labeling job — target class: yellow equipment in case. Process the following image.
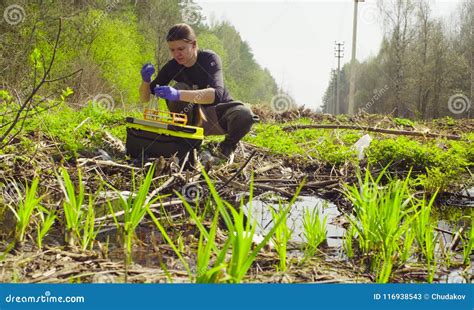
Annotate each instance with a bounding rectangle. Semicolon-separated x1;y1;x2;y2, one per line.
125;109;203;163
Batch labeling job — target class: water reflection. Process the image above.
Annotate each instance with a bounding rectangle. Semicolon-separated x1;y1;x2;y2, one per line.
244;196;346;247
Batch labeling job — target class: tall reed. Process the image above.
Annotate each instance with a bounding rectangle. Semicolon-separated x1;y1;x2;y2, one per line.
8;177;43;246
344;167;418;282
80;198;100;251
302;206;328;257
154;169;305;283
59;168;85;247
36;206;56;250
412;191;438;282
271;204;293;271
107;165;161;263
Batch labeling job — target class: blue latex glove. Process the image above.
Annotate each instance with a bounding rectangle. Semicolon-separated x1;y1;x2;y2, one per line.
141;63;155;82
154;86;180;101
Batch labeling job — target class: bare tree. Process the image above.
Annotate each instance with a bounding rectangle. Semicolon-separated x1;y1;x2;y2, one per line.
1;19;81;149
429;21;448;118
415;0;432;118
378;0;417;117
135;0;181;69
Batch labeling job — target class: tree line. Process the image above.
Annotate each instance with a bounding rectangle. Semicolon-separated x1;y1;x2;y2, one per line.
322;0;472;119
0;0;281;107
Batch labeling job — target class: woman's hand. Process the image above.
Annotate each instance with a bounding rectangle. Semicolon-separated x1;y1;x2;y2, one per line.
141;63;155;83
154;86;180;101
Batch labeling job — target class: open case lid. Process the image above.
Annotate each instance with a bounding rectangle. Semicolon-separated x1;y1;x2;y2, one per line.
125;117;204;140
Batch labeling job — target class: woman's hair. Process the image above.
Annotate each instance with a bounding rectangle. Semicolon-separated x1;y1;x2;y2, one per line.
166;23;196;42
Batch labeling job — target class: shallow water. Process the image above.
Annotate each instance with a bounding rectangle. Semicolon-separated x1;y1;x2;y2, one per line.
243;194;473;283
439;268;473;284
244;196;345;247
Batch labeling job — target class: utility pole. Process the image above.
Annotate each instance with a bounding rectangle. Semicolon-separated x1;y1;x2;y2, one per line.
348;0;364;115
334;41;344;115
331;69;336;114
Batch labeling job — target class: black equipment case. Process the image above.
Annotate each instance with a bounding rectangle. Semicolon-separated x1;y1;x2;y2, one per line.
125;116;204;163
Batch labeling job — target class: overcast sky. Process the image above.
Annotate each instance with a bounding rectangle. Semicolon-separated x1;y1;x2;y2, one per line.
195;0;463;110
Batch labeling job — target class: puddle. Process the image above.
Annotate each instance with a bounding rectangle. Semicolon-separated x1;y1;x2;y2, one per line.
467;187;474;196
243;195;472;283
438;268;473;284
448;186;474;207
435;210;472;283
244;196;345;247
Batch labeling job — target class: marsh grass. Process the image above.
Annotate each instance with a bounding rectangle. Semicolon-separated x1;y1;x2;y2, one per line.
343;167;421;282
400;225;416;264
36;206;56;250
270;203;293;272
462;217;473;265
152;169;305;283
343;224;356;259
302;206;328;258
205;171;303;282
146;210;192;279
107;164;161;263
59;168;85;247
80;197;101;251
8;177;43;246
412;192;438;282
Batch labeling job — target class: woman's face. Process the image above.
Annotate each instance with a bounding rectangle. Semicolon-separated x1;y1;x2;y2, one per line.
168;40;197;66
